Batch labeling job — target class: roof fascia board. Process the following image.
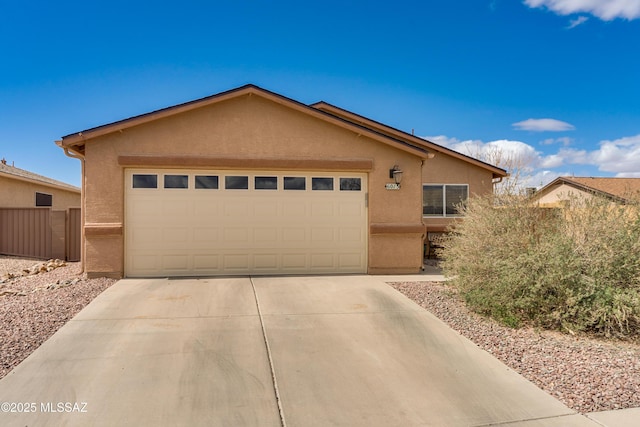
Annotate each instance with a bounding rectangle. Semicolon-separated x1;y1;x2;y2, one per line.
61;84;431;159
313;101;508;178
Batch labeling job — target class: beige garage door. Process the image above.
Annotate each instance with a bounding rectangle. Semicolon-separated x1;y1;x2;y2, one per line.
125;169;367;277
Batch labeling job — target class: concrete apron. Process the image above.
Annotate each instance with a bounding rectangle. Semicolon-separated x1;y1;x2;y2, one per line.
0;276;600;426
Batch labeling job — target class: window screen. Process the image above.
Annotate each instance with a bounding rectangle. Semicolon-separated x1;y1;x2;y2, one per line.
35;192;52;207
445;185;468;216
423;185;444;216
423;185;468;217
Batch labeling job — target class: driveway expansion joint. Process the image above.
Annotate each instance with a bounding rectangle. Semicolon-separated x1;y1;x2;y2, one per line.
250;276;287;427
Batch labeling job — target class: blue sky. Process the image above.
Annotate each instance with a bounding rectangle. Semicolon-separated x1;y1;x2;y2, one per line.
1;0;639;188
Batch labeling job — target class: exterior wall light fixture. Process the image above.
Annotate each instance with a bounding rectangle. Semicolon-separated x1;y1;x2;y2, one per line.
389;165;403;186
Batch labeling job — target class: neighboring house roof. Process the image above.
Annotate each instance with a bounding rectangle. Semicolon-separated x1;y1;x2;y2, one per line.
534;176;640;204
57;84;507;178
0;161;80;193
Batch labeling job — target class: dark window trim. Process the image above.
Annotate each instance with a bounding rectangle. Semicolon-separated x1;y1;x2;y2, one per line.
35;192;53;207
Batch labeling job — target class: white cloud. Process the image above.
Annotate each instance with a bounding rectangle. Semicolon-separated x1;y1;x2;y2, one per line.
521;170;567;188
556;147;590;164
426;135;542;171
567;15;589;28
426;132;640;187
539;153;564;168
524;0;640;21
546;135;640;175
513;118;576;132
591;134;640;174
540;137;574;145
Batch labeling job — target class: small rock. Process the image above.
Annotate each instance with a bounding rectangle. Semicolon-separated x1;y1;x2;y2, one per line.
0;288;26;297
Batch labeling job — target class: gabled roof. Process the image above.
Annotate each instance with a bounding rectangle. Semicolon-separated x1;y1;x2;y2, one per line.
58;84;432;160
312;101;507;179
534;176;640;203
58;84;507;178
0;162;80;193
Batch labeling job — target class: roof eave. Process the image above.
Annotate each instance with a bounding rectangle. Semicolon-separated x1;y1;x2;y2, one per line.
60;84;432;160
535;177;628;203
0;170;80;194
312;101;508;178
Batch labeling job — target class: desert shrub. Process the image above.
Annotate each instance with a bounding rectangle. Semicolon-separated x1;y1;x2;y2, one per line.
442;193;640;339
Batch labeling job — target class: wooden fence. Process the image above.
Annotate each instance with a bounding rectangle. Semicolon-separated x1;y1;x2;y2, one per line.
0;208;81;261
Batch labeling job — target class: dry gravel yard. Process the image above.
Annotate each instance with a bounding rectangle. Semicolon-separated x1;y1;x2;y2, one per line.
2;255;638;414
390;280;640;414
0;256;115;379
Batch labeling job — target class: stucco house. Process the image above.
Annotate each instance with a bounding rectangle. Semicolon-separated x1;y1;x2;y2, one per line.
57;85;506;278
532;177;640;207
0;160;81;260
0;160;80;210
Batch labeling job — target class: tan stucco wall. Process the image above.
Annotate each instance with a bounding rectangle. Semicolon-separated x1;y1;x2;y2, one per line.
0;175;80;210
81;94;426;277
421;152;495;231
535;184;594;207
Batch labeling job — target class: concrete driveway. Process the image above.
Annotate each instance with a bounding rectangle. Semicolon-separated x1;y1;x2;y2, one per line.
0;276;600;426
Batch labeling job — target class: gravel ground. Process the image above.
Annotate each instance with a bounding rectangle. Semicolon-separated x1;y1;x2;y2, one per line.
390;280;640;414
0;256;116;379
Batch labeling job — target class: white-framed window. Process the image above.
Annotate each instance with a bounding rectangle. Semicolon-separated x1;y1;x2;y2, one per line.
423;184;468;217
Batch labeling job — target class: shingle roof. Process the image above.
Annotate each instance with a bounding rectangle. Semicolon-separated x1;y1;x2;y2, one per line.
565;177;640;200
0;162;80;193
540;176;640;203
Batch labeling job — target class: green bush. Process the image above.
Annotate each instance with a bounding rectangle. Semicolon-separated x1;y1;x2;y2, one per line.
442;193;640;339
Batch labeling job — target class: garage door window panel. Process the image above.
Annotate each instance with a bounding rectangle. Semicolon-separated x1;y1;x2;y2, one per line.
312;177;333;191
340;177;361;191
255;176;278;190
132;174;158;189
284;177;306;190
225;176;249;190
164;175;188;189
195;175;219;189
